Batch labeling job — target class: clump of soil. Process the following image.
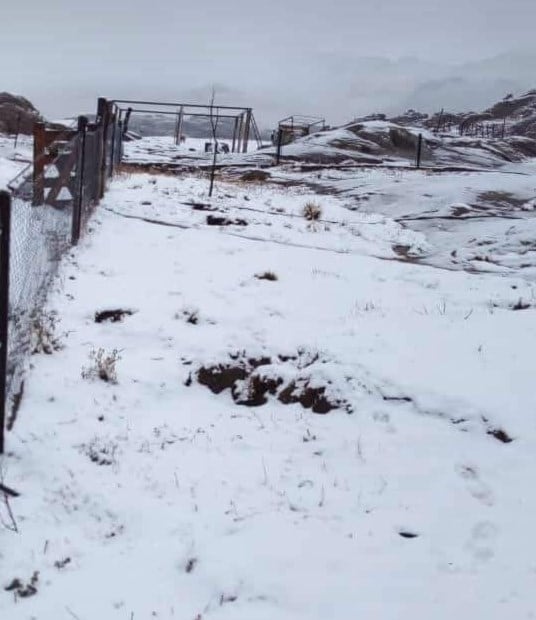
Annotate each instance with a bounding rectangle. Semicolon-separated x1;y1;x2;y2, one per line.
4;572;39;598
255;271;278;281
206;215;248;226
487;427;514;444
278;379;347;414
191;351;352;414
189;202;218;212
95;308;135;323
511;298;531;311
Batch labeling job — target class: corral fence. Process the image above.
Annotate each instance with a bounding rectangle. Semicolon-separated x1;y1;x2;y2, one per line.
433;109;508;140
0;97;120;453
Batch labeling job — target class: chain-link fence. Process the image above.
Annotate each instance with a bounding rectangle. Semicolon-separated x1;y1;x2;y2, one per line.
0;102;117;452
6;136;77;426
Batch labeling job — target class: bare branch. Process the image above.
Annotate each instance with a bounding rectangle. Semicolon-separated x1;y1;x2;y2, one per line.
1;494;18;533
0;463;20;532
0;483;20;498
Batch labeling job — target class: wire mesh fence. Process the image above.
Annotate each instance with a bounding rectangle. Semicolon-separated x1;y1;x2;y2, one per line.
5;135;78;426
0;104;116;451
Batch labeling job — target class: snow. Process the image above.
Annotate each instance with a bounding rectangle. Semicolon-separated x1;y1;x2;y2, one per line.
0;135;32;190
2;149;536;618
124;137;268;167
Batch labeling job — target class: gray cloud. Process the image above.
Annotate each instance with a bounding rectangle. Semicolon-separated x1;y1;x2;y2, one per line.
1;1;536;127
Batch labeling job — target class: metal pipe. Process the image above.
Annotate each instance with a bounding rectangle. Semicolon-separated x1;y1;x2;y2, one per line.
0;190;11;454
112;99;249;112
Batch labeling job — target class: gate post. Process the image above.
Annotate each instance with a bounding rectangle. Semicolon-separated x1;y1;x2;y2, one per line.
415;133;423;169
109;109;117;177
72;116;88;246
97;98;111;199
0;191;11;454
33;122;46;205
276;128;283;165
242;108;252;153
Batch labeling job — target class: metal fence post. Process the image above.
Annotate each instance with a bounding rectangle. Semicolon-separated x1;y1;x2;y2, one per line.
72;116;87;245
97;98;110;200
33;122;47;206
0;191;11;454
415;133;423;169
109;110;117;177
276;128;283;165
242;108;252;153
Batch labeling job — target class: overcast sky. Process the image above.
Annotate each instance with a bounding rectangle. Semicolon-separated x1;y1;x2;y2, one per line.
1;0;536;126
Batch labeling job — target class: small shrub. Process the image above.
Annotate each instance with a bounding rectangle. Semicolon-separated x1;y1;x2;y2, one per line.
176;307;200;325
83;436;119;465
255;271;278;281
302;201;322;222
82;348;121;384
31;311;63;355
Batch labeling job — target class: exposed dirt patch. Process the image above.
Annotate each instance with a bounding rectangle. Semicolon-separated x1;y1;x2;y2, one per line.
511;298;532;310
451;205;472;217
191;351;352;414
95;308;135;323
487;427;514;444
197;363;249;394
187;201;218;212
206;215;248;226
391;245;422;263
239;169;271;183
278;379;347;414
4;572;39;598
474;191;527;212
255;271;278;281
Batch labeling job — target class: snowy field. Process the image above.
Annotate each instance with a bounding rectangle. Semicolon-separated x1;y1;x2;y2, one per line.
1;155;536;618
264;160;536;276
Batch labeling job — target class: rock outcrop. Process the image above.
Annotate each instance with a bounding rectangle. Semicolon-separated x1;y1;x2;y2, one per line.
0;92;42;134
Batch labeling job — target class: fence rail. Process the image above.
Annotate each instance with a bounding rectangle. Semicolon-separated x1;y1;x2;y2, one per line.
0;98;120;453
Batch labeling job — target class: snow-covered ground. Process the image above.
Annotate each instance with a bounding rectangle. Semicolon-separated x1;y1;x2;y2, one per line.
264;160;536;276
0;135;32;189
124;137;269;167
2;156;536;618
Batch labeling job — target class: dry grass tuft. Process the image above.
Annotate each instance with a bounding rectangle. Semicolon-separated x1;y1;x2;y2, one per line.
302;201;322;221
